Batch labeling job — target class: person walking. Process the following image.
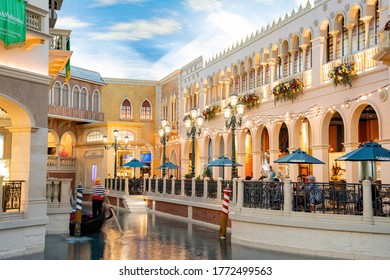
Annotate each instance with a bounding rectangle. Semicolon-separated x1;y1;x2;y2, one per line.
92;178;105;218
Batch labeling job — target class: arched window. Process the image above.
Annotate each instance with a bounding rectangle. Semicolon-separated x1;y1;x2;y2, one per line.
72;86;80;109
368;1;380;47
62;83;70;107
80;87;88;110
141;100;151;120
92;90;100;112
53;82;61;106
87;131;103;142
249;69;255;89
327;25;333;62
342;21;349;57
120;99;132;119
257;65;263;87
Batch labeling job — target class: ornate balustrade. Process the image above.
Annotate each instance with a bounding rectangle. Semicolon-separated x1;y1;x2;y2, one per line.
47;155;76;171
322;46;380;83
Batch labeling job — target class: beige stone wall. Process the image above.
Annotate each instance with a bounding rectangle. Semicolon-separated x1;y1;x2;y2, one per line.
101;83;156;122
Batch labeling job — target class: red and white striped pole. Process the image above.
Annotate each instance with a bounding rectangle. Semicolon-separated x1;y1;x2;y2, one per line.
219;185;231;239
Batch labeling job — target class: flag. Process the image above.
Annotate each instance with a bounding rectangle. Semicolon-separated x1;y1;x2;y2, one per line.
65;37;71;83
0;0;26;49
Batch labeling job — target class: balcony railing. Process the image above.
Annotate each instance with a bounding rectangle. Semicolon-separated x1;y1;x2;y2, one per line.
26;10;43;32
47;155;76;171
322;46;380;83
1;180;23;212
49;28;71;50
48;105;104;122
141;178;390;218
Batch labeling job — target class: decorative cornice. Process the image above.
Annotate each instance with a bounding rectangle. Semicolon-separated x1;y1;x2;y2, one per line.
0;65;50;85
103;78;158;86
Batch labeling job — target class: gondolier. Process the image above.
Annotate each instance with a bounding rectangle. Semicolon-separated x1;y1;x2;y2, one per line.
92;178;105;218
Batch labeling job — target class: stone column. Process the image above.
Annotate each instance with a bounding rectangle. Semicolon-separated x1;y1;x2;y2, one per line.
330;30;339;61
342;142;360;183
283;179;292;213
8;127;47;218
300;44;308;72
311;144;329;182
236;178;243;208
0;176;4;213
362;179;374;224
360;16;372;50
346;23;354;56
252;151;262;180
310;36;326;86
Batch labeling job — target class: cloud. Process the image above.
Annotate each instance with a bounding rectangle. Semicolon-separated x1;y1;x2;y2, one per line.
92;0;146;7
186;0;223;11
55;17;91;29
90;18;182;41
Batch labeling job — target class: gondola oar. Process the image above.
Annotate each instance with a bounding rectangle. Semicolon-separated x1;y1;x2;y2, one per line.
105;196;124;234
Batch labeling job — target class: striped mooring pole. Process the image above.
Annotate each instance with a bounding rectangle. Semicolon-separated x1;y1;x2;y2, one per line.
219;185;231;239
74;183;83;236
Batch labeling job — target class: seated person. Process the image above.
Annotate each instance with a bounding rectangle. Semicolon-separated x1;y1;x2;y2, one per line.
305;175;323;211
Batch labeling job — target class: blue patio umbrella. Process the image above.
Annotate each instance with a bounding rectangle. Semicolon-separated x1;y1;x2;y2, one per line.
120;158;149;178
121;158;149;168
206;156;242;179
206;155;243;167
156;161;181;170
273;148;325;164
336;141;390;178
336;141;390;162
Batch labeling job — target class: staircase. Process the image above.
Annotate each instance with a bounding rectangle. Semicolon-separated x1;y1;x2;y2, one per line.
123;195;149;213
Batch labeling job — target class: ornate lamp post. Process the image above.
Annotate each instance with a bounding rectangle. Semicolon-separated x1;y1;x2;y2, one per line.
103;129;129;178
224;93;245;179
158;119;171;178
184;108;204;178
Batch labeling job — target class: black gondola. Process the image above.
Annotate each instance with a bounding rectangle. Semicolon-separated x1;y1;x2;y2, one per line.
69;206;113;236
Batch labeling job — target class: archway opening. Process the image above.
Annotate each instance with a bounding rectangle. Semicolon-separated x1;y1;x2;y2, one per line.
328;112;346;181
358;105;379;180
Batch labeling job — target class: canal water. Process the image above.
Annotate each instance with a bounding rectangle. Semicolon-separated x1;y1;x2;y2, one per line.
23;211;326;260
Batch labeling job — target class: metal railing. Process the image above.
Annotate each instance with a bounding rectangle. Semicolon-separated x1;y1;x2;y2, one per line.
134;178;390;218
243;180;283;210
2;180;23;212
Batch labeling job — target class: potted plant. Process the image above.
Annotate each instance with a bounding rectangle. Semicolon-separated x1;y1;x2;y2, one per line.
202;167;211;179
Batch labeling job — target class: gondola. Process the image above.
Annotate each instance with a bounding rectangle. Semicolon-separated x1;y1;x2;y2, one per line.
69;206;113;236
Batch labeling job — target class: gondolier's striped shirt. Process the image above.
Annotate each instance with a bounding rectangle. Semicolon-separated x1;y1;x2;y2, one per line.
92;184;105;200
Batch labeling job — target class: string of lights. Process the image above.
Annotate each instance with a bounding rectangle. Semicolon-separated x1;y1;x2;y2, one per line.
199;83;390;137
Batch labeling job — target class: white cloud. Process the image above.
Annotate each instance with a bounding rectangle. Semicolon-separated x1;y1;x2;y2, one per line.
90;18;182;41
55;17;91;29
186;0;223;12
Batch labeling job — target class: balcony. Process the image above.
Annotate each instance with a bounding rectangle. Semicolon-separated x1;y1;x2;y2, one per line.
323;46;380;83
48;105;104;122
24;7;53;50
49;29;72;79
373;28;390;66
47;155;76;171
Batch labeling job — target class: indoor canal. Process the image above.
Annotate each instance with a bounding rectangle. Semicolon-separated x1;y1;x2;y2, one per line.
12;211;329;260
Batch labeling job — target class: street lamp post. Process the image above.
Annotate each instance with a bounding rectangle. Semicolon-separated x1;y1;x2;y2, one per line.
184;108;204;178
158;119;171;178
224;93;245;179
103;129;129;178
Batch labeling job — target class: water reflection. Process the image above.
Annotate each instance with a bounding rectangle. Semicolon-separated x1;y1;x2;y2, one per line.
19;212;327;260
